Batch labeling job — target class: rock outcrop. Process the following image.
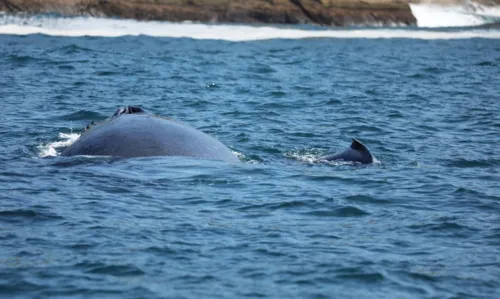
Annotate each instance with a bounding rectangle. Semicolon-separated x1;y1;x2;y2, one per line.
1;0;499;26
0;0;417;26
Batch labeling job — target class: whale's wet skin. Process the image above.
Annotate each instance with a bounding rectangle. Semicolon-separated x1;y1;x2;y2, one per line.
319;138;376;164
62;106;239;162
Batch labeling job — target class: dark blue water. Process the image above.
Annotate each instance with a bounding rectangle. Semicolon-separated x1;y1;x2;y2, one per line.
1;30;500;299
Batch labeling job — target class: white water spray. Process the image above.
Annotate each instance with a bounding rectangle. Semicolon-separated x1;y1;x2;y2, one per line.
410;1;500;28
38;132;80;157
0;14;500;40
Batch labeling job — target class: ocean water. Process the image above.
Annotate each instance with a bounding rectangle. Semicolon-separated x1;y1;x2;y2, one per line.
1;11;500;299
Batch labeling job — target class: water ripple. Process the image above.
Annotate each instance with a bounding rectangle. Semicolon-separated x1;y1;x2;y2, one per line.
1;32;499;299
305;206;370;217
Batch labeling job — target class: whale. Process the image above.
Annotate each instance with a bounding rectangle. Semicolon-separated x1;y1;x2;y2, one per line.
62;106;239;163
62;106;376;164
319;139;376;164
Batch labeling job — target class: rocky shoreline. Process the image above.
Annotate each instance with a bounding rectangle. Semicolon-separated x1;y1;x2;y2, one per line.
0;0;418;26
0;0;498;27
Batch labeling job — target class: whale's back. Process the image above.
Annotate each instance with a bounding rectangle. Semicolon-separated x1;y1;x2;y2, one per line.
62;114;238;163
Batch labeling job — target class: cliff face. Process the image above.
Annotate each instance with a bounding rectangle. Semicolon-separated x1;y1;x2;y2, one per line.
0;0;417;26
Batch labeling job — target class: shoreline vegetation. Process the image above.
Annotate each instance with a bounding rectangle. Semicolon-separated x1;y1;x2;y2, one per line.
0;0;499;26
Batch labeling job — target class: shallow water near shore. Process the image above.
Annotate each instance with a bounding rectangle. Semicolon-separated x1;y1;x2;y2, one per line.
1;18;500;299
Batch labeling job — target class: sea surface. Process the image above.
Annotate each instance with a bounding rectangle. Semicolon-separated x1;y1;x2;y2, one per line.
1;11;500;299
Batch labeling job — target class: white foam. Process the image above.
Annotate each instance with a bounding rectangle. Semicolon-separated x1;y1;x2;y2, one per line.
410;2;500;28
0;14;500;40
38;132;80;157
232;151;261;164
284;150;322;164
469;1;500;18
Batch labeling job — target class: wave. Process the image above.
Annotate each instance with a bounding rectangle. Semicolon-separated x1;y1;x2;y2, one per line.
0;14;500;40
410;2;500;28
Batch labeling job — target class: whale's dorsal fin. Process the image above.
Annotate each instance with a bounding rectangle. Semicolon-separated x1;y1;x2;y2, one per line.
350;139;369;152
318;138;375;164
